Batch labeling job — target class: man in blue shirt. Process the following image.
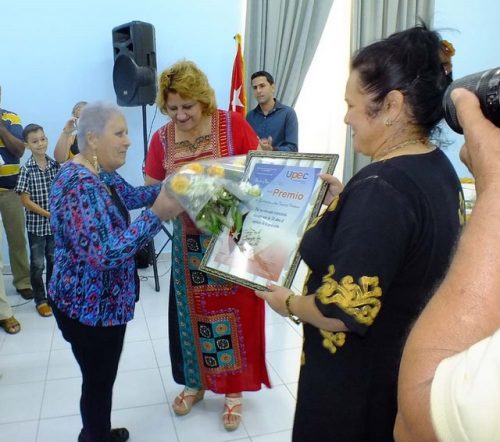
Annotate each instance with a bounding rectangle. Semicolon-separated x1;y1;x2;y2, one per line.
246;71;298;152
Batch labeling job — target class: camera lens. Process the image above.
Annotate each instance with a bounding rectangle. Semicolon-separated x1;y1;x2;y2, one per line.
443;67;500;134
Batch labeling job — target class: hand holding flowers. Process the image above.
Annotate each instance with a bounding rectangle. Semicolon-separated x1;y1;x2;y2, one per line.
164;156;261;235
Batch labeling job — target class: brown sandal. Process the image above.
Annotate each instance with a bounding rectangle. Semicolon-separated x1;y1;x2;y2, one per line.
172;387;205;416
36;303;53;317
0;316;21;334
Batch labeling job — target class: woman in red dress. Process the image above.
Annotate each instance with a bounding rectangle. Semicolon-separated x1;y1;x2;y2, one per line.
144;60;270;431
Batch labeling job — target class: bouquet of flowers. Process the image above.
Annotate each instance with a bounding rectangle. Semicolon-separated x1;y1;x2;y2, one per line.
164;155;261;235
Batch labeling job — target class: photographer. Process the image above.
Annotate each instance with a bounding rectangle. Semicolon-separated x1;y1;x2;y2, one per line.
395;87;500;441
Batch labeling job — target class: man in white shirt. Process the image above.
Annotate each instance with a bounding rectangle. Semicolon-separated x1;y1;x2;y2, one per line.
395;88;500;441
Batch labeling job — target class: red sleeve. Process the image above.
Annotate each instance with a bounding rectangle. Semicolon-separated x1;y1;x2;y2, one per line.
144;129;167;181
229;111;259;155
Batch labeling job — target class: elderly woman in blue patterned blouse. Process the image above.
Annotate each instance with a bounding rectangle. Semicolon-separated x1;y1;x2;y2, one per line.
48;102;183;442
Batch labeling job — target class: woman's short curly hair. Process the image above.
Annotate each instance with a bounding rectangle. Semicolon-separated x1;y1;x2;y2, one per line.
156;60;217;116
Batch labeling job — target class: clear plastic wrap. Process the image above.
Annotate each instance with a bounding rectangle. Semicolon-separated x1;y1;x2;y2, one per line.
164;155;261;235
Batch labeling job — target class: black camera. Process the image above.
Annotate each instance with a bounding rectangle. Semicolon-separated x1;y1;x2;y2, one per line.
443;67;500;134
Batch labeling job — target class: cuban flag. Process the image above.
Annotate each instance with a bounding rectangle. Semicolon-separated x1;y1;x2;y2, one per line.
229;33;247;117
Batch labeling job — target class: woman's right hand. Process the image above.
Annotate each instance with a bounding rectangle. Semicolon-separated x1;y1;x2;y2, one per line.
151;186;184;221
320;173;343;206
62;117;77;135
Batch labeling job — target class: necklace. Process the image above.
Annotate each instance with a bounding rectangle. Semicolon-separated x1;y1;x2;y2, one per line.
74;153;99;175
373;138;429;161
177;134;211;153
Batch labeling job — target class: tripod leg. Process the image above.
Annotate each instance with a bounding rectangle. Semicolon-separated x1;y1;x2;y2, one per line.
142;104;160;292
149;240;160;292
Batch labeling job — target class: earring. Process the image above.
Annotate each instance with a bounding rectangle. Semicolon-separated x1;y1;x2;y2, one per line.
92;152;100;172
385;119;393;127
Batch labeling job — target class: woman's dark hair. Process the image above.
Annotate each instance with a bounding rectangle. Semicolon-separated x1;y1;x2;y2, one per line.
352;24;451;136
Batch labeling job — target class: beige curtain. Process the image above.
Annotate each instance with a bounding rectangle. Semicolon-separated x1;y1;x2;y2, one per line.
244;0;334;109
342;0;435;182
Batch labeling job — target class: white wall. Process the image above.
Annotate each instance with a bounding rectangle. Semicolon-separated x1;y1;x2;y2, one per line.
1;0;245;264
2;1;498;265
434;0;500;178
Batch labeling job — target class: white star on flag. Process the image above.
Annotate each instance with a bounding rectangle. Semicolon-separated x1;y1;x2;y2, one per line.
231;86;244;111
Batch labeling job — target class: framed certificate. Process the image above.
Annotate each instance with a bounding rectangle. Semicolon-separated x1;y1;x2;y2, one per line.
199;151;339;290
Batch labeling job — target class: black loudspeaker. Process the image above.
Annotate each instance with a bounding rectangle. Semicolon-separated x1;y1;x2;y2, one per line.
112;21;157;107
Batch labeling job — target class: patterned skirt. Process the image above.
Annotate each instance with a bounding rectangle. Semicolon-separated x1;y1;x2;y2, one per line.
168;214;270;393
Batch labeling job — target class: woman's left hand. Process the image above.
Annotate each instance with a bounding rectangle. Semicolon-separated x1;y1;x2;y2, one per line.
320;173;343;206
255;282;294;317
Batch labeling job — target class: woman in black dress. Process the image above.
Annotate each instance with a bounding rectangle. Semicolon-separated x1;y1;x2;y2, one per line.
256;25;464;441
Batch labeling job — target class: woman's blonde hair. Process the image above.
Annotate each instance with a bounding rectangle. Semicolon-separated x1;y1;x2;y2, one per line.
156;60;217;116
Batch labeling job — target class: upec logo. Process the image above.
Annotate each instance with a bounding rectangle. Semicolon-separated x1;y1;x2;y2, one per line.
286;171;309;180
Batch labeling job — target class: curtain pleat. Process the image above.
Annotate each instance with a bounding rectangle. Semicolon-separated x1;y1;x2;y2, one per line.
342;0;435;182
244;0;334;109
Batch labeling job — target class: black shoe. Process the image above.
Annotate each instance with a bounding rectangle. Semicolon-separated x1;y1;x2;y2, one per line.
17;288;34;300
78;427;129;442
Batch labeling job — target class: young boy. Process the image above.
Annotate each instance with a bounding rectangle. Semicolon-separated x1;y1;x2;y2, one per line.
15;124;60;317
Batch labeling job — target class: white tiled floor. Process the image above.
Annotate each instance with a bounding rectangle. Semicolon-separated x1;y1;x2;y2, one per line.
0;256;303;442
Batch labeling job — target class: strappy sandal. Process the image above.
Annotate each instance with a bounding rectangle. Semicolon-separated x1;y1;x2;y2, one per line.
172;387;205;416
0;316;21;334
223;396;243;431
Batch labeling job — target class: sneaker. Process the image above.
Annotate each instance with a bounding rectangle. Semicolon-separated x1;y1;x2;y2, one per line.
36;303;53;317
17;288;34;300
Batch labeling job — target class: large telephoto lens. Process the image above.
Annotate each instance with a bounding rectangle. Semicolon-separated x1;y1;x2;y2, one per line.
443;67;500;134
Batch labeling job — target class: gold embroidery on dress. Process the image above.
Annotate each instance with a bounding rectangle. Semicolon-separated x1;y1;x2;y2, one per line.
320;330;346;354
305;196;339;232
316;265;382;326
312;265;381;354
327;196;340;212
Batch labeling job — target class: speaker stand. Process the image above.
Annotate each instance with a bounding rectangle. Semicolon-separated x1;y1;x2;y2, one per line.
141;105;161;292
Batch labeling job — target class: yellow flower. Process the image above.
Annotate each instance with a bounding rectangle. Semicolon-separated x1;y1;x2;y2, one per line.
170;175;190;194
441;40;456;57
181;162;204;174
207;164;225;177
